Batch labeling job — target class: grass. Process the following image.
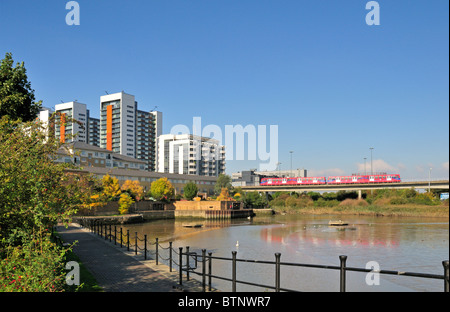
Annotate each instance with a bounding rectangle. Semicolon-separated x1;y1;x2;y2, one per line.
63;248;103;292
271;203;449;218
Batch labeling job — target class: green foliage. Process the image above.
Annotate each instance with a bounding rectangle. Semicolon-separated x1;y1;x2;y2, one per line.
183;182;198;201
242;192;268;208
150;178;175;202
368;188;439;206
0;117;102;291
214;174;232;195
0;237;67;292
0;53;42;122
118;193;134;215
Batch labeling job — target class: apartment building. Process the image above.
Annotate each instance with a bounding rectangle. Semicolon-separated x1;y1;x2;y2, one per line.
100;92;137;158
54;101;88;143
86;110;100;147
136;109;162;171
157;134;226;177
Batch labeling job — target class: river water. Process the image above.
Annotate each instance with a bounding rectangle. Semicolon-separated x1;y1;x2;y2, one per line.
120;214;449;292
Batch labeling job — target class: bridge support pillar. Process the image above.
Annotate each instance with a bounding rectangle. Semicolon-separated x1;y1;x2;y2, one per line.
358;190;362;200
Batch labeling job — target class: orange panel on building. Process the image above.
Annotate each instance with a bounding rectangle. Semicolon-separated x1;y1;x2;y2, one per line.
60;113;66;143
106;105;113;151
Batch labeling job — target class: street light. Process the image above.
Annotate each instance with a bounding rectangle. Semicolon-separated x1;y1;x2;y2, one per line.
370;147;374;175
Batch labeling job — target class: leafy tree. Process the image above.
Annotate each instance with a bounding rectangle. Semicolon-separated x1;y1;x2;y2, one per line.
214;173;232;195
184;182;198;201
0;116;101;291
243;192;268;208
118;193;134;215
121;180;144;202
150;178;175;201
102;174;121;200
0;53;42;122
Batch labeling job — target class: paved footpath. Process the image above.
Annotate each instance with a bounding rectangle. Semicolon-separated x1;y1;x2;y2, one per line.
56;223;205;292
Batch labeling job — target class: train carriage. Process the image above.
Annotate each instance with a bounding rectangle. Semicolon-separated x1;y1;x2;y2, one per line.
328;174;401;184
260;176;327;186
260;174;401;186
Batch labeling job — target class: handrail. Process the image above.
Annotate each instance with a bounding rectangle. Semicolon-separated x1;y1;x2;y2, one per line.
74;218;450;292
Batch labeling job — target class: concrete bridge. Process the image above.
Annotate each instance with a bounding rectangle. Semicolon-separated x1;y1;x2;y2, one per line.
241;180;450;199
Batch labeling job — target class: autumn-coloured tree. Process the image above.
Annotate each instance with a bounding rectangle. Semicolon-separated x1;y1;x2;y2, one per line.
216;187;234;201
150;177;174;201
118;193;134;215
102;174;121;200
121;180;144;202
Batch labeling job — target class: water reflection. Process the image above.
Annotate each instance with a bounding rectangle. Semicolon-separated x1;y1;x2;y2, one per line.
260;223;399;249
121;214;449;292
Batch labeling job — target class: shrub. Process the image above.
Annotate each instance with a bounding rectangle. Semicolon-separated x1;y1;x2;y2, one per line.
339;199;369;207
389;197;408;205
0;236;67;292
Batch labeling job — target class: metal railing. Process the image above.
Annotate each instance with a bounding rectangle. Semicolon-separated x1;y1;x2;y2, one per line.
76;218;450;292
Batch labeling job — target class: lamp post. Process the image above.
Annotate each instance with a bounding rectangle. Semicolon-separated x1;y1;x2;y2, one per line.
370;147;374;175
364;157;367;175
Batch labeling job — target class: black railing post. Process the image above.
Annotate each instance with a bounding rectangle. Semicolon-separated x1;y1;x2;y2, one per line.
275;253;281;292
202;249;206;292
232;251;237;292
179;247;183;286
109;225;112;242
339;255;348;292
120;228;123;248
208;252;212;291
144;235;147;260
114;226;117;245
443;260;449;292
186;246;190;281
135;232;138;255
169;242;173;272
105;224;108;240
127;230;130;251
100;222;102;237
156;238;159;265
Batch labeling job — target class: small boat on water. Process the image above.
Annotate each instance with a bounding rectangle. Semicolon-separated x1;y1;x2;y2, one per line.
182;224;203;228
329;220;348;226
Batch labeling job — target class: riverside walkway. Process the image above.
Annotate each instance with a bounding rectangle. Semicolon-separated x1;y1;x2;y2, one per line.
56;223;205;292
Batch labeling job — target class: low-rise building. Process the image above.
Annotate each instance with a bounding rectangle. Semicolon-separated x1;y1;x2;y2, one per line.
56;142;218;195
232;169;308;187
56;141;147;171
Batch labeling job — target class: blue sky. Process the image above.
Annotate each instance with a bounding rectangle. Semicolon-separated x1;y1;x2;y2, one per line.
1;0;448;179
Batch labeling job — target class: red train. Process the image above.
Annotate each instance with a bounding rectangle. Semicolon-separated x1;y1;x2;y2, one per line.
260;174;401;186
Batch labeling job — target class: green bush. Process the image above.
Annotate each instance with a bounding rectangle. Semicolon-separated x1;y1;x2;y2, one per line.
390;197;408;205
0;238;67;292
